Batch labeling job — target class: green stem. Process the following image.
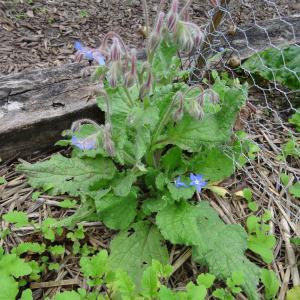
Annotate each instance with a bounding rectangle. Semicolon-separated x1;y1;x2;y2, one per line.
123;86;135;107
151;96;176;147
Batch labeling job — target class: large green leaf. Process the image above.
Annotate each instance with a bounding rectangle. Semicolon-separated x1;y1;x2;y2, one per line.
0;275;18;300
95;192;137;230
17;154;116;196
156;201;261;300
188;148;235;182
168;86;247;151
156;201;199;245
109;221;169;289
242;45;300;90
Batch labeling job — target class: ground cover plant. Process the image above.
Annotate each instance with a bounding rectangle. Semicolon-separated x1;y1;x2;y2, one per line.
1;1;285;299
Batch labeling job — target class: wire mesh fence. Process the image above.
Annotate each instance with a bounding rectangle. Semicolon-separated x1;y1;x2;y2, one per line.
189;0;300;223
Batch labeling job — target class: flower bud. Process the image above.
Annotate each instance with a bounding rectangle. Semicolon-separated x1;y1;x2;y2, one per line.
108;61;121;88
139;71;152;100
189;100;204;120
124;49;137;88
103;123;115;157
192;26;204;49
148;12;165;52
110;37;123;61
167;0;179;32
175;21;194;53
201;89;220;104
172;92;184;122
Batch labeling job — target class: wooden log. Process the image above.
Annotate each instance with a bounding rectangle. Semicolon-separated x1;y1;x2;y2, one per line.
0;63;102;160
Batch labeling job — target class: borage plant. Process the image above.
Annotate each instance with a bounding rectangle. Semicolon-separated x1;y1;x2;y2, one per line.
19;1;265;299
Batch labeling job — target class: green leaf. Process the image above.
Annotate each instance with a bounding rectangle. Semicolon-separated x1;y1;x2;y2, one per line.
186;282;207;300
260;269;280;299
3;211;29;228
289;111;300;132
289;182;300;198
167;183;195;201
57;199;77;209
158;201;260;300
169;86;247;151
48;263;60;271
152;41;180;82
17;154;116;196
109;221;169;289
247;216;276;264
189;148;235;182
135;126;151;160
48;245;65;256
113;173;136;197
0;275;18;300
156;201;200;245
0;177;7;185
286;286;300;300
290;237;300;246
80;250;108;286
280;173;290;186
96;192;137;230
14;242;46;255
242;45;300;90
20;289;33;300
0;254;32;277
196;273;216;289
161;147;184;172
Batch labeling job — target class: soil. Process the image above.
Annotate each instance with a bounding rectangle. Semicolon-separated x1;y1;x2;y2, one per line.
1;0;299;75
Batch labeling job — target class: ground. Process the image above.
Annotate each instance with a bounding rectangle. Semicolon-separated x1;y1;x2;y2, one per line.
0;0;299;299
0;0;299;74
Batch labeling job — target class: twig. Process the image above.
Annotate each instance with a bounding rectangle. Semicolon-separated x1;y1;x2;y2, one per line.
280;217;300;286
30;279;81;289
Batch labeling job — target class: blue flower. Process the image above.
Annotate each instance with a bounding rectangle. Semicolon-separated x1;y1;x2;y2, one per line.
174;176;187;188
74;41;105;65
189;173;207;192
71;136;96;151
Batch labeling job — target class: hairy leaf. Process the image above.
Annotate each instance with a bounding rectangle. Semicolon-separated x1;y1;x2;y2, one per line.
96;192;137;230
157;201;260;300
109;221;169;288
17;154;116;196
168;86;247;151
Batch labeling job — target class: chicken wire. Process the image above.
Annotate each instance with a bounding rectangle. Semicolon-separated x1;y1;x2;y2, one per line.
189;0;300;223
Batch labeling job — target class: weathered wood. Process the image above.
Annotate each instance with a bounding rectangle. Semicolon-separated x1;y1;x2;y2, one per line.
0;63;102;160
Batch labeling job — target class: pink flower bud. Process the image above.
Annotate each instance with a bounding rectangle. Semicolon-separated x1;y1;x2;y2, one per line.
201;89;220;104
175;21;194;52
124;49;137;88
189;100;204;120
110;37;123;61
108;61;122;88
172;92;184;122
192;26;204;49
139;71;152;100
167;0;179;32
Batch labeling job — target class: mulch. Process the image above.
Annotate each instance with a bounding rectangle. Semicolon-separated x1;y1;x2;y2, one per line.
1;0;299;75
0;0;300;299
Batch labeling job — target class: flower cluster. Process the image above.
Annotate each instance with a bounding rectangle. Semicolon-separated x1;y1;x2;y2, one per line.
175;174;207;192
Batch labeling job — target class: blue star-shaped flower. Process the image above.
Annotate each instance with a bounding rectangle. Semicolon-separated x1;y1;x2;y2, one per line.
174;176;187;188
74;41;105;65
71;136;96;151
189;173;207;192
